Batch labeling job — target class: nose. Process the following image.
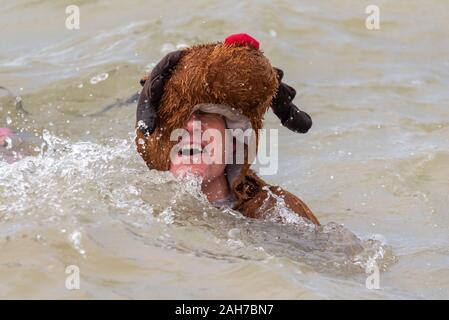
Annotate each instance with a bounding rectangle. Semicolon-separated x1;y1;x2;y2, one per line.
185;113;204;133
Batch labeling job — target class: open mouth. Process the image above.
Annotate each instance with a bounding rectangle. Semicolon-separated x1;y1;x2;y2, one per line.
178;143;203;156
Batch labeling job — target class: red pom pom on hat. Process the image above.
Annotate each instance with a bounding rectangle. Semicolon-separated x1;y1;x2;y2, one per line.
224;33;260;50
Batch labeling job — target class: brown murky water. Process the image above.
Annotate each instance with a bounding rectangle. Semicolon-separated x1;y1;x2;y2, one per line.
0;0;448;299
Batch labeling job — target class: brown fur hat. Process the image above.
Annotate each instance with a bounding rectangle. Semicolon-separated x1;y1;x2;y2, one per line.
136;34;278;175
135;34;319;225
135;33;313;190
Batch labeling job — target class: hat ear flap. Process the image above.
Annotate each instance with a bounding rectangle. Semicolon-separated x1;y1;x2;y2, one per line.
271;68;312;134
136;50;184;135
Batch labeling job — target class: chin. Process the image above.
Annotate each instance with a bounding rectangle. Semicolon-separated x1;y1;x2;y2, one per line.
170;163;209;179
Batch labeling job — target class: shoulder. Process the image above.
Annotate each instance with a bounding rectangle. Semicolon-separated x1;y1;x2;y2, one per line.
233;170;320;226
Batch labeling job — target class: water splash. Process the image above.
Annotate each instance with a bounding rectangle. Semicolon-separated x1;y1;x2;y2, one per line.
0;132;396;278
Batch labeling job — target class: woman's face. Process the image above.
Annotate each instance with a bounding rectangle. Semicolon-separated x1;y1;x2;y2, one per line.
169;112;227;182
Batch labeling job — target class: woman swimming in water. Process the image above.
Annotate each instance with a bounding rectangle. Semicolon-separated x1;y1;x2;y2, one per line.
135;33;320;225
